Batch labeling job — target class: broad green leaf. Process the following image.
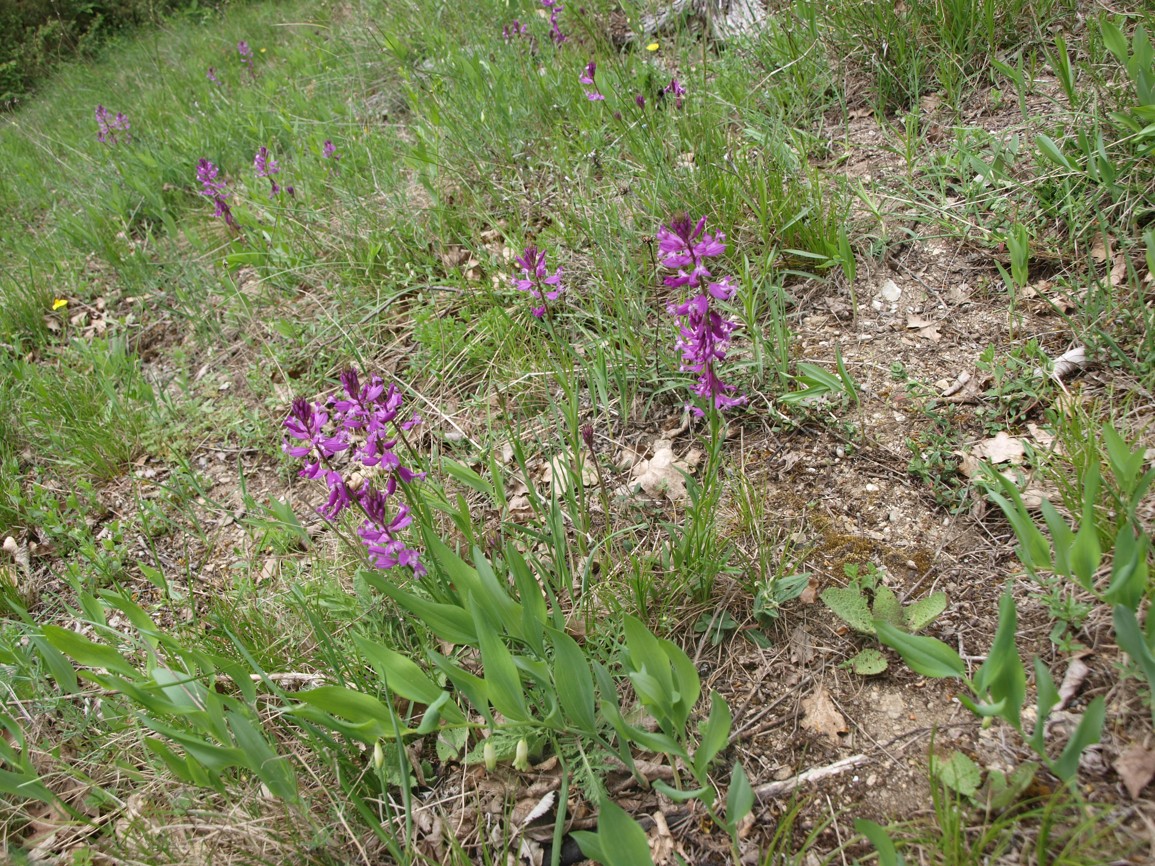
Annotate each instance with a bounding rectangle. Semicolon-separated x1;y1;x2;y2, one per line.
441;458;496;500
660;637;701;730
651;779;713;803
693;691;732;779
1029;658;1060;754
1036;134;1076;171
293;686;396;742
592;796;657;866
1101;17;1130;67
821;586;874;634
1113;606;1155;726
41;625;137;677
30;635;78;694
471;547;525;640
623;615;673;697
228;713;298;801
430;652;493;724
871;586;903;627
854;819;904;866
974;589;1025;729
548;628;597;733
1049;696;1105;781
1070;516;1101;592
903;592;948;633
846;648;888;676
726;762;755;830
1105;524;1148;610
364;575;477;646
933;750;981;798
473;600;529;722
875;621;965;679
1040;500;1074;577
353;636;439;706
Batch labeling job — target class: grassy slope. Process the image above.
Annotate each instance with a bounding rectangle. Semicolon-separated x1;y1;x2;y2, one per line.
1;0;1153;863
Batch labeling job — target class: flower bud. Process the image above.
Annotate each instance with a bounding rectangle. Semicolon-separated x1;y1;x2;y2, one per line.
373;740;385;771
483;741;497;772
513;738;530;772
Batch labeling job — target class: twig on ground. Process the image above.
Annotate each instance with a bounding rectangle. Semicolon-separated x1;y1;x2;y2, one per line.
754;753;868;800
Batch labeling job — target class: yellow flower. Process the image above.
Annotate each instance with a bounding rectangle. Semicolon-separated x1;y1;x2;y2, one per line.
646;42;659;51
259;47;267;53
52;298;68;310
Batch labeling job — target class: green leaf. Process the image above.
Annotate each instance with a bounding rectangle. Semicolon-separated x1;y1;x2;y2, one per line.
660;637;701;731
871;586;903;627
933;750;981;798
846;648;888;676
854;819;905;866
1070;516;1102;592
1040;500;1075;578
903;592;948;633
651;779;712;803
292;686;398;742
623;615;673;697
1113;606;1155;726
353;635;466;725
693;691;732;780
548;627;597;733
41;625;137;677
875;621;965;679
589;796;657;866
973;589;1026;729
1036;134;1077;171
1105;524;1148;609
726;762;755;830
473;600;529;722
1029;658;1060;754
821;586;874;634
1101;17;1130;67
1049;696;1105;782
441;458;496;501
364;574;478;646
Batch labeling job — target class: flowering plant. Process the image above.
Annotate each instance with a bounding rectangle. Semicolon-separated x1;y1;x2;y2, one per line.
283;370;425;574
659;215;745;414
579;61;604;101
512;245;564;318
95;105;131;145
196;158;236;227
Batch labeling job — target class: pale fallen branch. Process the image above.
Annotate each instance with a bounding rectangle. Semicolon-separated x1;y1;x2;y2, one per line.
754;753;868;800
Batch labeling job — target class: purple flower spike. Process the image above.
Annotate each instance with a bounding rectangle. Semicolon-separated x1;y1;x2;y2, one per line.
207;66;220;85
512;245;564;317
282;369;426;575
254;146;283;197
238;41;255;77
95;104;131;145
663;77;686;110
196;158;237;227
579;60;604;101
659;214;745;414
322;139;339;160
636;93;646;108
542;0;566;44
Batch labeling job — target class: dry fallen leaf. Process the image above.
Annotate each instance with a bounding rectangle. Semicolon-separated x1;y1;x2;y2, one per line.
1056;656;1090;711
1049;346;1086;382
789;626;815;664
905;314;941;342
1115;745;1155;800
801;684;848;744
1110;253;1128;288
617;439;700;503
970;431;1026;465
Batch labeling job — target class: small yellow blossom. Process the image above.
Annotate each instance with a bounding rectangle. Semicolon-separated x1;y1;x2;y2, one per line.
260;47;267;53
646;42;659;51
52;299;68;310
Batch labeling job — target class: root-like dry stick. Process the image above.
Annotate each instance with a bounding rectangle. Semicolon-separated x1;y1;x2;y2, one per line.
754;753;868;800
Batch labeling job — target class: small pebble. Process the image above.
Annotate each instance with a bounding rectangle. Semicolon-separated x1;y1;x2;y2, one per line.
865;483;879;493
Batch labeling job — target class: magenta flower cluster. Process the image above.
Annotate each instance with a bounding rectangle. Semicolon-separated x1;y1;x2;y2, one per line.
660;215;745;414
95;105;131;145
238;40;254;75
512;246;564;318
542;0;567;45
283;370;425;575
579;61;604;101
196;158;236;227
254;145;293;197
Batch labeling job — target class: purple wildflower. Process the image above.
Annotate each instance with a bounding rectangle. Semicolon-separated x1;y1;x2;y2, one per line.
542;0;567;45
322;139;339;160
663;77;686;110
283;370;425;575
207;66;220;85
254;146;282;197
512;246;564;318
238;41;253;63
659;215;745;414
95;105;131;145
503;19;529;41
635;93;646;108
195;158;237;227
579;60;604;101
